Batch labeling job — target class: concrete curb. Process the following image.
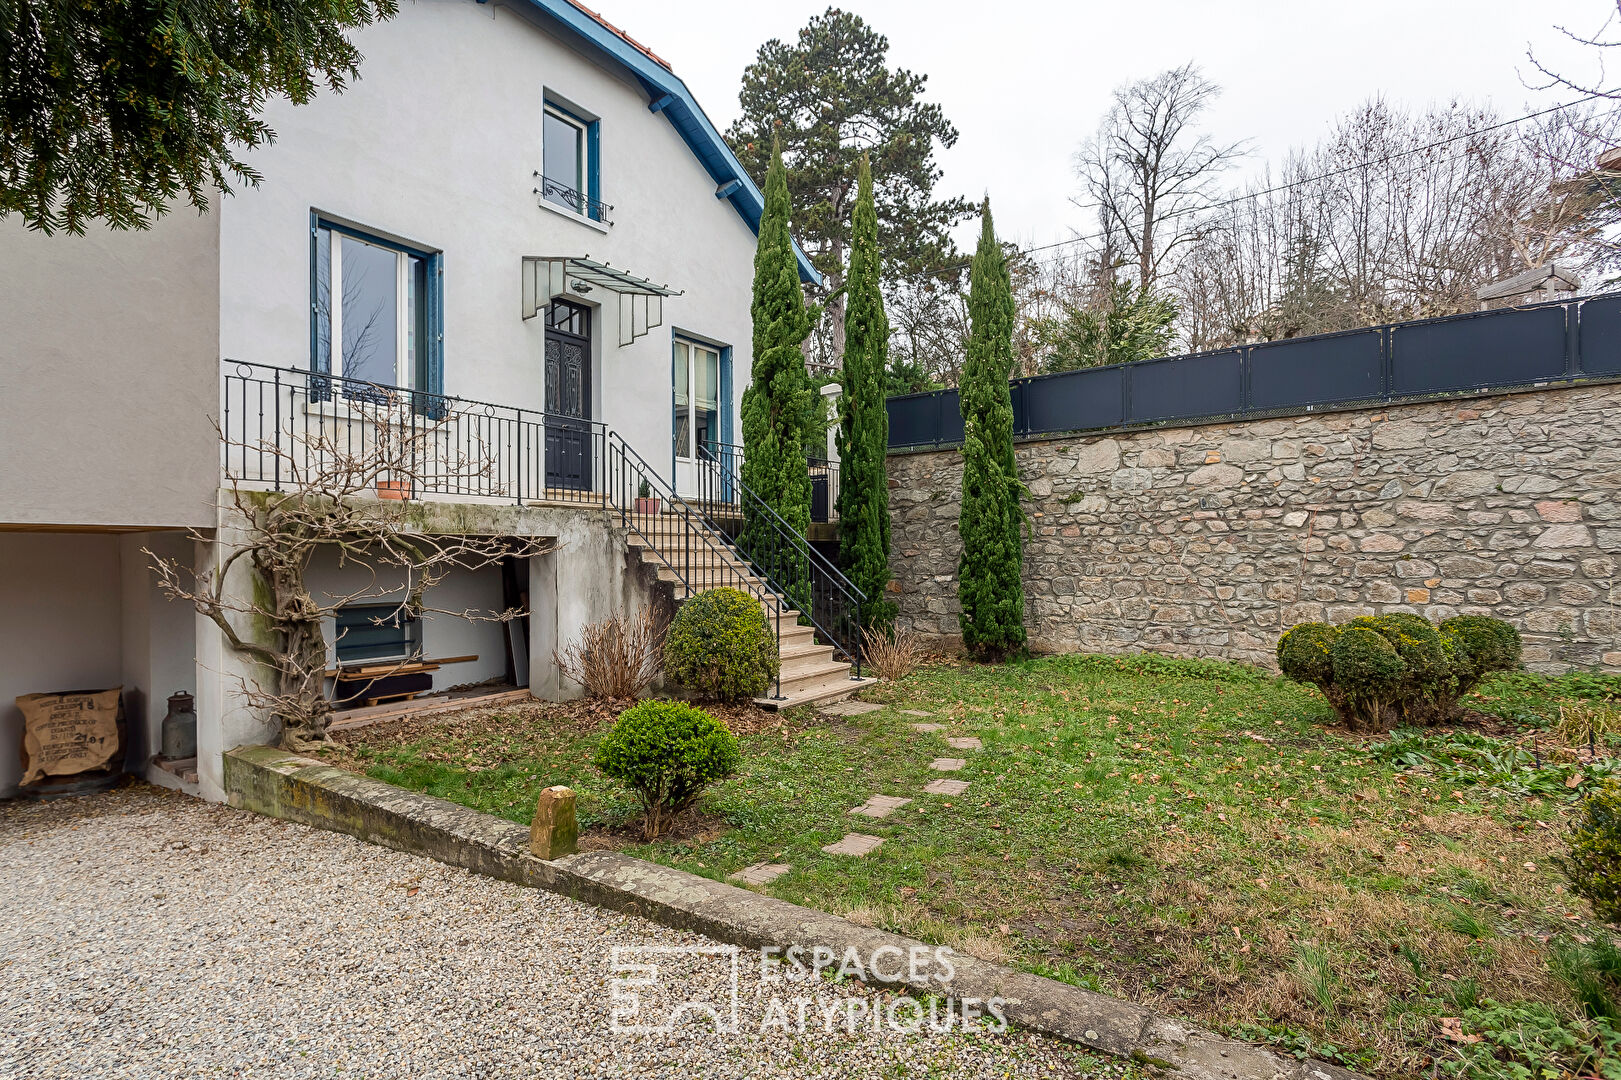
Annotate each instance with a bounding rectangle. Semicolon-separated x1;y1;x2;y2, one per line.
224;746;1361;1080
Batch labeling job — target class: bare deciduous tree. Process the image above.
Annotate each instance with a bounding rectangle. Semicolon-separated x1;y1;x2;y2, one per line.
148;406;556;750
1073;62;1247;291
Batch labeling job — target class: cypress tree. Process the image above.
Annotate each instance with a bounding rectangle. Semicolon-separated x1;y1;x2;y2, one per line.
836;155;896;631
957;199;1025;659
740;135;815;615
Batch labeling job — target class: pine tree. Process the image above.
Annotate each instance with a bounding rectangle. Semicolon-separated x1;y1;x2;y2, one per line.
957;199;1025;660
740;135;815;615
836;155;896;631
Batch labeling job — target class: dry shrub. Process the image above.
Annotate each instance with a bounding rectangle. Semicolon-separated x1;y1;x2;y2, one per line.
554;608;664;700
862;625;927;681
1558;699;1621;750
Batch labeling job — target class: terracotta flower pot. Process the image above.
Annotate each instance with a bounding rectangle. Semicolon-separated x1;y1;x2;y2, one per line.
376;479;411;501
634;496;661;516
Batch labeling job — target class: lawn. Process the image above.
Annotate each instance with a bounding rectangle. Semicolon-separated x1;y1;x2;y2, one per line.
319;654;1621;1079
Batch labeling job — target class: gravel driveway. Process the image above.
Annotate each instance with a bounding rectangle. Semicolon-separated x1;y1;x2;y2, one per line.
0;785;1132;1080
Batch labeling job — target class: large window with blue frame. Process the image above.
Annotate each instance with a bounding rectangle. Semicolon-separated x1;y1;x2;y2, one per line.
673;338;721;461
310;215;443;399
541;99;602;222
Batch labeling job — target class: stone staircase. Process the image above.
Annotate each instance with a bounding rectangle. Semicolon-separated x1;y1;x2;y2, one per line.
624;515;875;710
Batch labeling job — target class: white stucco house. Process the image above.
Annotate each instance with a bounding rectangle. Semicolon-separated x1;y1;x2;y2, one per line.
0;0;867;803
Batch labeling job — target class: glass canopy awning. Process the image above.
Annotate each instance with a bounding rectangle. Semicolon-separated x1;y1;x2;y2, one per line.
521;256;683;347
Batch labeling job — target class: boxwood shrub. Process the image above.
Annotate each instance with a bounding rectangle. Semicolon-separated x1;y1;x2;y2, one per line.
663;587;780;702
1277;613;1521;731
594;700;740;839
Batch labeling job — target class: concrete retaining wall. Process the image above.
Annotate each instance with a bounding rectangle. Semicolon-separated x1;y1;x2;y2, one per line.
889;382;1621;672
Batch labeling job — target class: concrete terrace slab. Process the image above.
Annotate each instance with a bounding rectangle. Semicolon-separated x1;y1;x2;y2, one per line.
821;700;883;716
821;833;884;857
730;862;792;886
848;795;912;819
923;779;970;796
910;723;945;733
929;758;967;772
946;737;983;750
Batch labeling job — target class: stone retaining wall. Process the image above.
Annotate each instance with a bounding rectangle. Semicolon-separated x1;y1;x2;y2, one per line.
888;383;1621;673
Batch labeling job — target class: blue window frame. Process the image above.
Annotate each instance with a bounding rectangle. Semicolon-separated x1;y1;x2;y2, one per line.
309;213;444;403
541;99;602;222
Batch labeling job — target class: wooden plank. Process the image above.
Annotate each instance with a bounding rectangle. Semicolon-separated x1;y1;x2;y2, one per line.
327;688;533;733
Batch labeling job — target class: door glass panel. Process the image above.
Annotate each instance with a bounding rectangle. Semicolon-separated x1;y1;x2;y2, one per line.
340;235;399;387
672;341;691;458
543;110;584;212
695;347;718;458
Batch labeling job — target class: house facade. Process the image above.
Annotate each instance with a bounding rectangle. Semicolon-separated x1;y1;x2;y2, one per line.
0;0;858;802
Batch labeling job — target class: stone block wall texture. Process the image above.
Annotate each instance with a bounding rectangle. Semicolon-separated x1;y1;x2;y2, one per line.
888;383;1621;673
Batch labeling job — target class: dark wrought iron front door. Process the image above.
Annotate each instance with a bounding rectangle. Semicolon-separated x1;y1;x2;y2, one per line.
544;299;593;491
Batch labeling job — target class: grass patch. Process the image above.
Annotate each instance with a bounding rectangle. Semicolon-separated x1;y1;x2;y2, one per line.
325;657;1621;1077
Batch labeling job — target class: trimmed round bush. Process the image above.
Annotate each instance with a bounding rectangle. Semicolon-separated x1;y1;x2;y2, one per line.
1347;614;1453;722
1277;622;1338;688
1564;777;1621;923
1441;615;1522;693
594;700;741;838
1329;626;1406;731
663;587;780;702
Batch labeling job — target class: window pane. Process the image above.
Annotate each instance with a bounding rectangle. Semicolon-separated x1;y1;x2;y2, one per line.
695;347;718;456
315;227;333;373
543;110;583;212
408;254;428;391
340;235;398;387
672;341;690;458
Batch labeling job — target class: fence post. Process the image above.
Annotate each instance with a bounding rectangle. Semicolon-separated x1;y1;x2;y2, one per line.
515;408;525;504
1566;299;1581;380
273;368;282;492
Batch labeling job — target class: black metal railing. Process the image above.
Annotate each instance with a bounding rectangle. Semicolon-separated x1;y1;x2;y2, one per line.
534;172;614;225
607;433;790;697
702;440;841;524
696;444;865;674
222;360;608;506
887;290;1621;449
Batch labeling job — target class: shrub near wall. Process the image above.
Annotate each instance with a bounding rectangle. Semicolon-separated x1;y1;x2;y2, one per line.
1277;614;1521;731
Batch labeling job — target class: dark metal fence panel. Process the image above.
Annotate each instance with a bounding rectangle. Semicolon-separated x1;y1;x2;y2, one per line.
1578;294;1621;376
1247;328;1384;411
1019;365;1126;434
885;291;1621;450
1390;304;1568;396
1127;349;1244;424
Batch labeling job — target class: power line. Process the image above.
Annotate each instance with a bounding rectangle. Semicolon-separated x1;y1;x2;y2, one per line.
900;92;1611;286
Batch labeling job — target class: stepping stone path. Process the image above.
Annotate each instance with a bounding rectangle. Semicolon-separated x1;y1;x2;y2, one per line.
730;862;791;885
849;794;911;819
822;833;884;856
821;700;883;717
728;700;990;882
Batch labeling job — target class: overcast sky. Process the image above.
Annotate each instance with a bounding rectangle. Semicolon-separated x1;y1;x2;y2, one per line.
594;0;1611;255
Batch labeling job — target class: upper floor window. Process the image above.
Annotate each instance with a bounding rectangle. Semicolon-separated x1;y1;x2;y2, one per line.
541;99;607;224
311;216;443;398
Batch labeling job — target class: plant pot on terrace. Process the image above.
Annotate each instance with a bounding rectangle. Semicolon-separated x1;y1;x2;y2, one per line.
634;480;661;516
375;479;412;500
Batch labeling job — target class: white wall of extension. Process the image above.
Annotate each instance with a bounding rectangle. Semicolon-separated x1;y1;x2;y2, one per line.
216;0;762;483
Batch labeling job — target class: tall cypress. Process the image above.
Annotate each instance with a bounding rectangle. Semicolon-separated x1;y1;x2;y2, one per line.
836;155;896;631
740;135;815;615
957;199;1025;659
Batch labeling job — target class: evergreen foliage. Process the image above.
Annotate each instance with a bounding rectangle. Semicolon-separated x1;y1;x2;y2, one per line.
1036;278;1179;372
0;0;397;233
836;155;895;630
739;136;816;615
593;700;740;839
956;199;1025;659
662;588;780;703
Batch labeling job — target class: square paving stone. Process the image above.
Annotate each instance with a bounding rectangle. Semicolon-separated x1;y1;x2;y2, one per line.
923;779;970;796
946;737;982;750
901;710;933;717
849;794;912;819
910;723;945;733
821;700;883;716
729;862;791;885
822;833;884;856
929;758;967;772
